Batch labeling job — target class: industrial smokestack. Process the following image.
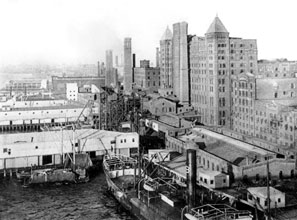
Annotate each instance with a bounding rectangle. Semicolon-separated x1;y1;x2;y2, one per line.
132;53;136;83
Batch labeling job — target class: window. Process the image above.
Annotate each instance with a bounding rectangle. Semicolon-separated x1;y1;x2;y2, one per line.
42;155;52;165
210;180;214;185
132;138;135;142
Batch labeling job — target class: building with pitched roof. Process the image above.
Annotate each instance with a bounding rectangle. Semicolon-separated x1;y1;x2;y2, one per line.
190;16;258;127
160;16;258;127
160;26;173;89
165;127;295;180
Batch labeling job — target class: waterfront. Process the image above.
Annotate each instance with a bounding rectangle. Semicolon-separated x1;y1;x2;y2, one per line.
0;171;136;220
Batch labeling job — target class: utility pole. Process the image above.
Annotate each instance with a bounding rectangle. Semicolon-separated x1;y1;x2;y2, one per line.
267;158;271;220
187;149;197;210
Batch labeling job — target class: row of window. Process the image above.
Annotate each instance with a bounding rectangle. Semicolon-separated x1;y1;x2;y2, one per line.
230;43;254;48
120;138;135;143
4;110;77;116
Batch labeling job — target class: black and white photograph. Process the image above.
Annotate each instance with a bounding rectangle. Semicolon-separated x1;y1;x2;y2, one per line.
1;0;297;219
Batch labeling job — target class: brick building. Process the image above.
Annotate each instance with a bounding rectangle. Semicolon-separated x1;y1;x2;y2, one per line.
190;16;258;127
51;76;105;94
123;38;132;93
134;60;160;93
160;16;258;127
258;59;297;78
231;72;256;135
231;73;297;150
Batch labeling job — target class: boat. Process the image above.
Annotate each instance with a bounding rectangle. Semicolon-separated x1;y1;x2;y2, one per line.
103;154;138;209
103;154;188;220
28;153;93;185
16;170;31;182
103;149;256;220
184;204;253;220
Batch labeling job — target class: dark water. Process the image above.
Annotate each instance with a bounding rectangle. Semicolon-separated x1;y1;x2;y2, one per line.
0;171;136;220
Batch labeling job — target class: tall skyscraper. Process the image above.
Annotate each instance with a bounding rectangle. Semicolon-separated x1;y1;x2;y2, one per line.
172;22;189;104
160;26;173;89
123;38;132;92
115;55;119;67
156;47;160;68
97;61;100;77
190;16;258;127
105;50;115;86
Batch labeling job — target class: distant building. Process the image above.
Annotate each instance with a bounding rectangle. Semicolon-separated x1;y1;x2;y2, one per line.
190;16;258;127
143;95;178;116
165;127;295;180
198;170;229;189
231;73;297;149
0;97;91;133
66;83;78;101
258;59;297;78
0;130;139;170
123;38;132;92
156;47;160;68
115;55;119;67
231;72;256;135
158;88;174;97
247;187;286;209
133;60;160;93
160;16;258;127
52;76;105;95
3;79;48;97
160;26;173;89
105;50;113;86
172;22;189;104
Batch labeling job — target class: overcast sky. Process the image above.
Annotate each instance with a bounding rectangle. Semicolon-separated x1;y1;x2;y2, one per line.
0;0;296;66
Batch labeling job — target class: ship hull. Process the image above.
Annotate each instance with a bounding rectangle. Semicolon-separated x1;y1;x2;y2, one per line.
103;168;182;220
104;169;134;212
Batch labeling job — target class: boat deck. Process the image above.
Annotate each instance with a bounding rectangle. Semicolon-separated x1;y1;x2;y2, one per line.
112;175;184;220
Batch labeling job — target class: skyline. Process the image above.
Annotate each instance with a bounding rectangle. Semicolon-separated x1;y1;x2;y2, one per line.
0;0;297;66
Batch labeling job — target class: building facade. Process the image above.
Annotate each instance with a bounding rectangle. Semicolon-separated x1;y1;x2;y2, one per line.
172;22;189;104
133;60;160;93
258;59;297;78
160;16;258;127
123;38;132;93
52;76;105;95
190;17;258;127
231;74;297;150
160;27;173;89
105;50;115;87
231;72;256;135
